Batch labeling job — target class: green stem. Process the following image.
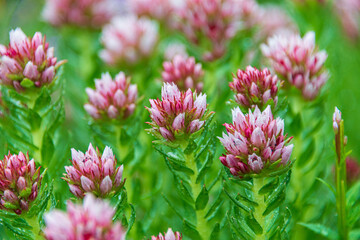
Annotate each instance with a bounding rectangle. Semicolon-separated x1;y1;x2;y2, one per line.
185;151;210;240
31;128;44;164
25;215;43;240
253;178;266;240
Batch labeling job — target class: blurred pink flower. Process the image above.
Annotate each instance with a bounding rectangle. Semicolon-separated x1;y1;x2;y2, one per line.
100;15;158;66
84;72;137;120
146;83;213;142
162;55;204;92
174;0;257;61
44;194;125;240
0;28;65;91
0;152;42;214
63;143;125;198
229;66;279;110
151;228;182;240
335;0;360;40
130;0;182;21
219;106;293;177
42;0;125;28
164;43;188;61
346;157;360;184
261;31;328;100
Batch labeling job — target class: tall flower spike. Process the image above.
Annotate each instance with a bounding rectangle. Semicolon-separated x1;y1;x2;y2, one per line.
0;152;42;214
261;31;329;100
42;0;125;28
162;55;204;92
229;66;279;110
146;83;213;142
219;106;293;178
44;194;125;240
0;28;66;91
84;72;138;120
151;228;183;240
100;15;158;66
63;144;125;198
174;0;257;61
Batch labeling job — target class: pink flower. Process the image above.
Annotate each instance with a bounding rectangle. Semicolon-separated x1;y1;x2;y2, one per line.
0;152;42;214
162;55;204;92
63;144;125;198
84;72;138;120
100;15;158;66
151;228;182;240
164;43;188;61
0;28;66;91
219;106;293;177
146;83;213;142
261;31;328;100
345;157;360;185
174;0;257;61
335;0;360;40
42;0;125;28
130;0;181;21
333;106;342;133
229;66;279;110
44;194;125;240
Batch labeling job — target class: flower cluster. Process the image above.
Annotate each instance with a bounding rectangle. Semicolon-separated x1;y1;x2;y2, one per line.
335;0;360;40
130;0;181;21
0;28;65;91
44;194;125;240
100;16;158;66
229;66;279;110
219;106;293;177
63;144;125;198
162;55;204;92
146;83;212;142
151;228;182;240
0;152;42;214
84;72;138;120
174;0;256;61
42;0;124;28
261;31;328;100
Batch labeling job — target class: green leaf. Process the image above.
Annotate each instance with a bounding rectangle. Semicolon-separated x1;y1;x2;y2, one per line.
195;185;209;210
205;191;224;220
126;204;136;233
316;178;336;197
246;213;263;235
224;188;251;213
20;78;34;88
196;152;212;184
297;223;337;240
41;132;55;165
259;177;279;195
350;229;360;240
297;138;315;167
33;89;51;114
183;219;201;239
162;194;185;221
210;223;220;240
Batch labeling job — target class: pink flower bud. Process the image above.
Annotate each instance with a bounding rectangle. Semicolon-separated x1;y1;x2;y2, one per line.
17;177;26;191
23;62;39;79
35;45;45;65
69;184;84;198
100;176;113;195
172;113;185;131
81;176;95;192
4;190;18;203
248;154;263;173
152;228;183;240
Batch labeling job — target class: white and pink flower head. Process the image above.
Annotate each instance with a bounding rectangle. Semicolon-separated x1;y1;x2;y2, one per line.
151;228;183;240
130;0;182;21
100;15;159;67
0;28;66;92
219;106;293;178
146;83;214;142
162;55;204;92
229;66;279;111
261;31;329;100
44;194;125;240
42;0;125;28
0;151;42;214
84;72;138;120
63;143;125;198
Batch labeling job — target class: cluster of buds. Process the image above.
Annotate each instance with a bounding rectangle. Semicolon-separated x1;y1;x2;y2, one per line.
63;144;125;198
42;0;124;28
174;0;257;61
100;15;158;66
146;83;213;142
44;194;125;240
0;28;65;92
261;31;328;100
84;72;138;120
0;152;42;214
229;66;279;110
151;228;182;240
162;55;204;92
219;106;293;177
335;0;360;40
129;0;181;21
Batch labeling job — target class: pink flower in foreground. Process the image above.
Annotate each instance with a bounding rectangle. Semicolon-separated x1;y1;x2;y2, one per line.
174;0;257;61
63;144;125;198
100;15;158;66
0;152;42;214
84;72;137;120
44;194;125;240
146;83;213;142
151;228;182;240
219;106;293;177
229;66;279;110
261;31;328;100
162;55;204;92
0;28;65;91
42;0;125;28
